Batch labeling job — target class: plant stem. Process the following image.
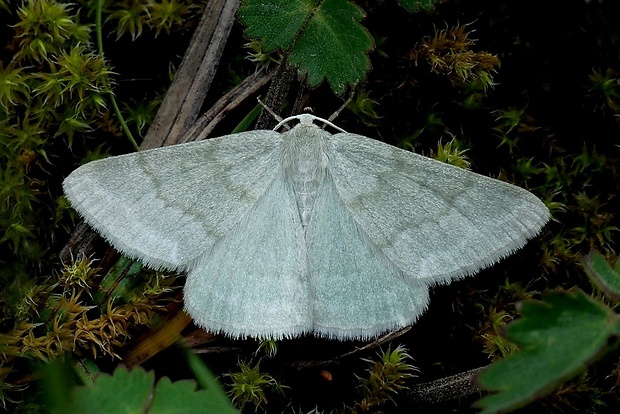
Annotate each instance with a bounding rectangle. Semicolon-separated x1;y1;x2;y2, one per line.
96;0;139;151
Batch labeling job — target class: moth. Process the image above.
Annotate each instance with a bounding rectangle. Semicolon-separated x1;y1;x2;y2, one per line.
63;114;550;340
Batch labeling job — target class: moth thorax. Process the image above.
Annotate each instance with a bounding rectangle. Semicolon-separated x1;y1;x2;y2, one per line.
283;126;330;226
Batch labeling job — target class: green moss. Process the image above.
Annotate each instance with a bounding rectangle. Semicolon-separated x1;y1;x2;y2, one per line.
353;345;417;412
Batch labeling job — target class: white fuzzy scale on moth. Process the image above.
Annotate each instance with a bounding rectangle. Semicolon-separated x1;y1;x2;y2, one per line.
63;114;550;340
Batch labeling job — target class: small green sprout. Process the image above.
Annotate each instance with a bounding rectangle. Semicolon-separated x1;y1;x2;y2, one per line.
589;68;620;112
13;0;90;63
354;345;417;412
432;136;471;169
411;23;499;91
226;360;285;411
347;91;381;127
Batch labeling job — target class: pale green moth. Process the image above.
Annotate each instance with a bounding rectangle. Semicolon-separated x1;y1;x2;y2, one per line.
63;114;550;340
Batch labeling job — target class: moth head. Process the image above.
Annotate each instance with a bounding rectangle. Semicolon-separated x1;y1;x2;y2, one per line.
273;114;347;133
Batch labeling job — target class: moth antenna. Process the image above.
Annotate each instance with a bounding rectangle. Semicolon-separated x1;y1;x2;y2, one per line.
273;114;347;133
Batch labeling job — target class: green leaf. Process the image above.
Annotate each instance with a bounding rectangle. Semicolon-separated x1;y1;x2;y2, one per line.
474;289;620;414
68;366;153;414
151;376;237;414
184;346;237;410
396;0;444;13
68;366;238;414
238;0;373;95
583;251;620;301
